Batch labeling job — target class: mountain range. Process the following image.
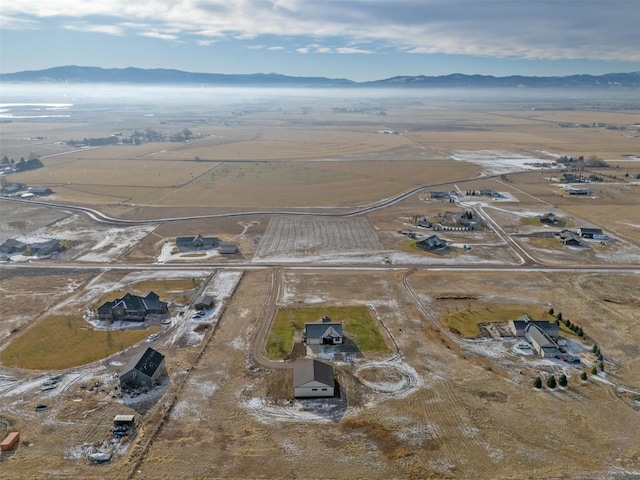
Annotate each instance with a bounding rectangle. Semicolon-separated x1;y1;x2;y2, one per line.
1;66;639;88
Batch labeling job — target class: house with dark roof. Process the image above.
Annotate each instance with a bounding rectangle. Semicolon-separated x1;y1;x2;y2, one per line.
554;230;582;246
305;317;344;345
430;191;450;200
577;227;604;239
293;359;335;397
508;315;559;339
97;291;168;322
0;238;27;254
416;234;447;251
176;234;219;251
540;213;557;225
30;239;60;256
567;187;591;195
120;347;165;389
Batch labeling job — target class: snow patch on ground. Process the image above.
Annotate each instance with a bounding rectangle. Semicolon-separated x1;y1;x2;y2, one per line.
76;225;156;262
450;150;562;175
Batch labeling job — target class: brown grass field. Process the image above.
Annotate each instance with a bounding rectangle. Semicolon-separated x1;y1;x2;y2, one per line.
1;90;639;479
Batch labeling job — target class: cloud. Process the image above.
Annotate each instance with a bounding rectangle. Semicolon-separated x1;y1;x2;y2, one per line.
64;23;124;36
3;0;640;62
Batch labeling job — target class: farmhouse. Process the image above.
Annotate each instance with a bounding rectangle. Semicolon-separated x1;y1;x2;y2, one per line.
430;191;450;199
120;347;165;390
577;227;604;238
0;238;27;254
176;234;219;251
305;317;344;345
30;239;60;256
97;291;168;322
416;234;447;251
540;213;557;225
293;359;335;398
509;315;559;339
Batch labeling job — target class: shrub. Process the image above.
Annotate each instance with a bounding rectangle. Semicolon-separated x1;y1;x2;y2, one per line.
599;361;605;372
580;372;588;381
533;376;542;389
558;374;568;387
591;366;598;375
592;344;599;354
547;375;557;389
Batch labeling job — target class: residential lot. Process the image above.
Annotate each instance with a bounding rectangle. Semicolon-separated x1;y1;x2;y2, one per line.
1;89;639;478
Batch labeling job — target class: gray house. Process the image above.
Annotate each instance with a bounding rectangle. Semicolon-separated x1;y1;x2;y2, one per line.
219;241;238;254
293;359;335;397
554;230;582;246
97;291;168;322
176;234;219;251
193;294;214;310
509;315;559;339
524;324;559;358
416;234;447;251
30;239;60;256
305;317;344;345
120;347;165;389
0;239;27;254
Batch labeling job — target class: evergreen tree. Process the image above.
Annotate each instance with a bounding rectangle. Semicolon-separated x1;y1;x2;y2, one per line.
599;361;605;372
558;374;568;387
591;366;598;375
592;344;598;353
580;372;588;381
533;376;542;389
548;307;554;316
557;312;563;322
547;376;557;389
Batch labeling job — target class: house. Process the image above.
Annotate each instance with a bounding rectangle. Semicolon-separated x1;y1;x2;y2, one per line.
480;189;495;197
0;238;27;254
0;183;25;195
416;234;447;251
305;317;344;345
176;234;219;251
540;213;557;225
508;315;559;339
219;241;238;254
193;294;214;310
562;173;577;182
293;359;335;397
27;187;53;196
554;230;582;246
524;324;559;358
567;187;591;195
97;291;168;322
577;227;604;238
30;239;60;256
120;347;165;389
430;191;450;199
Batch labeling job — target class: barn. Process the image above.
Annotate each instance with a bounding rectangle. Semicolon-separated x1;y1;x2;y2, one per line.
120;347;165;389
293;359;335;398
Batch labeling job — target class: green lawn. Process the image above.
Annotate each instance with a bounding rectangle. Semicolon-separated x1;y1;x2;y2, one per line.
1;315;159;370
266;306;388;360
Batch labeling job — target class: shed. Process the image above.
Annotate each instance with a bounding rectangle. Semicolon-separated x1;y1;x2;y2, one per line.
194;294;215;310
577;227;603;238
1;431;20;452
120;347;165;389
540;213;556;224
113;414;135;426
219;242;238;254
293;360;335;397
524;324;559;358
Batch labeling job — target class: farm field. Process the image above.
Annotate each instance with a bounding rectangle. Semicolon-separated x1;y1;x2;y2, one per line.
1;86;639;479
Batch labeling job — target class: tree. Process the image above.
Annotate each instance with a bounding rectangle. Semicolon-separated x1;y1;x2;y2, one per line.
1;156;8;165
547;376;557;389
533;376;542;389
577;327;584;337
557;311;563;322
591;366;598;375
548;307;554;316
599;361;605;372
558;374;568;387
580;372;588;381
592;344;599;354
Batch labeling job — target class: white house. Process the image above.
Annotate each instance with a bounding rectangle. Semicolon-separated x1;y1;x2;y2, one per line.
293;359;335;397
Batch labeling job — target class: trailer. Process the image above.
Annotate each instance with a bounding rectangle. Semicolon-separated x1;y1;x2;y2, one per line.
1;431;20;451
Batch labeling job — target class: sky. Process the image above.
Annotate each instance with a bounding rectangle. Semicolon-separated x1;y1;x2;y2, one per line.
1;0;639;82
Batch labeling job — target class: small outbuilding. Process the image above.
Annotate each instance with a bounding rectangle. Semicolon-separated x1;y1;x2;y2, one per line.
540;213;557;225
1;431;20;452
194;294;215;310
120;347;165;390
113;414;135;426
293;359;335;398
577;227;604;238
219;241;238;254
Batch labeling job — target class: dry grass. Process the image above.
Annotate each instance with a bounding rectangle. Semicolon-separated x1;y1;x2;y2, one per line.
0;315;159;369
